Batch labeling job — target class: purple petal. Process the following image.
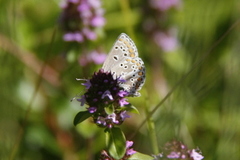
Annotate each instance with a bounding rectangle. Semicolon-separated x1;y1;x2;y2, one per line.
82;79;91;89
95;8;105;16
88;107;97;113
78;3;90;12
126;148;136;156
119;98;129;106
189;149;204;160
81;10;92;19
82;28;97;40
167;151;181;159
101;90;113;100
88;0;101;8
91;16;105;27
63;33;75;41
118;90;128;97
126;141;134;148
107;113;119;124
118;78;126;83
96;116;106;126
74;32;84;42
89;51;107;64
77;95;86;106
126;141;136;156
120;111;130;120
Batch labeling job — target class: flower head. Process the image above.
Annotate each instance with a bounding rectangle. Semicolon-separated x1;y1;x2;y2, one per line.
59;0;105;42
77;69;132;128
153;140;204;160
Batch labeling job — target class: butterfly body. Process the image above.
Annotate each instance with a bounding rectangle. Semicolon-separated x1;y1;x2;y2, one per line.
102;33;146;97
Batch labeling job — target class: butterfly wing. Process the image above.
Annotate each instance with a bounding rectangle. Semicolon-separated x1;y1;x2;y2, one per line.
102;33;138;72
102;33;145;96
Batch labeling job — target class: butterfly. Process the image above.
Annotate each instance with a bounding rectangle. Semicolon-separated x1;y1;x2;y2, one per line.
102;33;146;97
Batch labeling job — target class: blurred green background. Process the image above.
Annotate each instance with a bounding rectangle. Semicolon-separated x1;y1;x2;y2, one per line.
1;0;240;159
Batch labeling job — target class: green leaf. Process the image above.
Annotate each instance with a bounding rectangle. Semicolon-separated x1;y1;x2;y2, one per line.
73;111;92;126
121;104;140;114
104;104;114;115
105;127;126;159
128;152;154;160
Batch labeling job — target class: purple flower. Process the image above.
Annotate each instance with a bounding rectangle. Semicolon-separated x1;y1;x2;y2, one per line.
88;0;101;8
120;111;130;120
82;28;97;40
78;50;107;66
118;90;129;97
101;90;113;100
78;3;90;12
81;79;91;89
153;140;204;160
96;116;106;126
59;0;105;43
63;32;84;42
153;30;178;52
143;0;181;55
167;151;181;158
126;141;133;148
91;52;107;64
119;98;129;106
118;78;127;83
107;113;119;124
189;149;204;160
91;16;106;27
88;106;97;113
77;95;86;106
76;69;132;128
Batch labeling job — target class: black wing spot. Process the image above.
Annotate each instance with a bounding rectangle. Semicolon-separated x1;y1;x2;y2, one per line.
113;56;118;61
